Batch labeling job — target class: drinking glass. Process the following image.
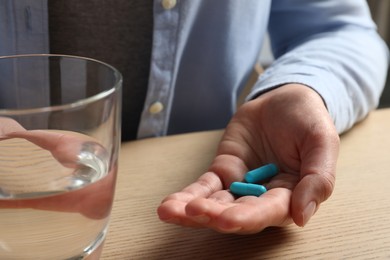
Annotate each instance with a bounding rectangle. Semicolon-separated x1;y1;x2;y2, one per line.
0;54;122;259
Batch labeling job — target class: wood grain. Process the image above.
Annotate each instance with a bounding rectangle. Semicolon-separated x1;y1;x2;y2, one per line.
102;108;390;259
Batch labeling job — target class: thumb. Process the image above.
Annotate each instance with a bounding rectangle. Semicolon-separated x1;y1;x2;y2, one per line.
291;136;339;227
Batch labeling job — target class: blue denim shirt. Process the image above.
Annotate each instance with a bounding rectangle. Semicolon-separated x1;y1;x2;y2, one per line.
1;0;388;139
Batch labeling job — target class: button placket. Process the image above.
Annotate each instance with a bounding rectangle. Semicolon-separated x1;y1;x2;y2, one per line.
137;0;180;138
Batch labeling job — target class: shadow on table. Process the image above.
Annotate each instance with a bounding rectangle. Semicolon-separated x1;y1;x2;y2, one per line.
145;225;296;259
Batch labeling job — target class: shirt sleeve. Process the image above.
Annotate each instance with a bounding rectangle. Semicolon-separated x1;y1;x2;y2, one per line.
247;0;389;134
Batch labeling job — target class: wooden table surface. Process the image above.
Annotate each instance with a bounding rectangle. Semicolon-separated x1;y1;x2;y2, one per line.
101;108;390;259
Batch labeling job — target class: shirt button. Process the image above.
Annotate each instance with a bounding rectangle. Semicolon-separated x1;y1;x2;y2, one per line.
149;101;164;114
162;0;177;10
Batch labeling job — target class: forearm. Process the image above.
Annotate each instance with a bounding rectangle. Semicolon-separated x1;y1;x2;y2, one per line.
248;0;389;134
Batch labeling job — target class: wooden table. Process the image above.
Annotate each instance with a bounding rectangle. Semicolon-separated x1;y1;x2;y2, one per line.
101;108;390;259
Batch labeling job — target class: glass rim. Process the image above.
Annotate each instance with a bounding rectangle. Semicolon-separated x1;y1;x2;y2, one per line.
0;54;123;116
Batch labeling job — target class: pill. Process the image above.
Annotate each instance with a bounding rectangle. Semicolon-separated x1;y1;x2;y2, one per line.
244;163;278;183
229;182;267;197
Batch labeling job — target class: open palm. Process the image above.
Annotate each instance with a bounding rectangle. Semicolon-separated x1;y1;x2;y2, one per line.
157;84;340;234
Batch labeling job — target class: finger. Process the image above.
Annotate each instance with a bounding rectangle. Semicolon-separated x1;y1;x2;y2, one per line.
160;171;223;205
0;166;116;220
5;130;101;167
157;199;204;228
158;174;235;226
158;171;225;224
181;171;224;198
264;172;299;190
160;134;250;205
208;154;249;188
292;172;334;227
291;133;339;227
181;190;236;229
208;190;236;203
0;117;25;138
185;188;293;234
158;153;248;223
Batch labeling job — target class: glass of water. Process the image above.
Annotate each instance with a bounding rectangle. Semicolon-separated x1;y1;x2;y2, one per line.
0;54;122;259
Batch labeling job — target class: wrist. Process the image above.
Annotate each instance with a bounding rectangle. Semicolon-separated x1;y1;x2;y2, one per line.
253;83;327;109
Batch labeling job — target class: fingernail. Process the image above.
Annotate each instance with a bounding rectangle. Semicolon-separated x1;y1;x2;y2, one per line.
302;201;316;227
192;215;211;224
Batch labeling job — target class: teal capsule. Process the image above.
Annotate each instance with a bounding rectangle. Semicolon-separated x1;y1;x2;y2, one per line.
229;182;267;197
244;163;278;183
